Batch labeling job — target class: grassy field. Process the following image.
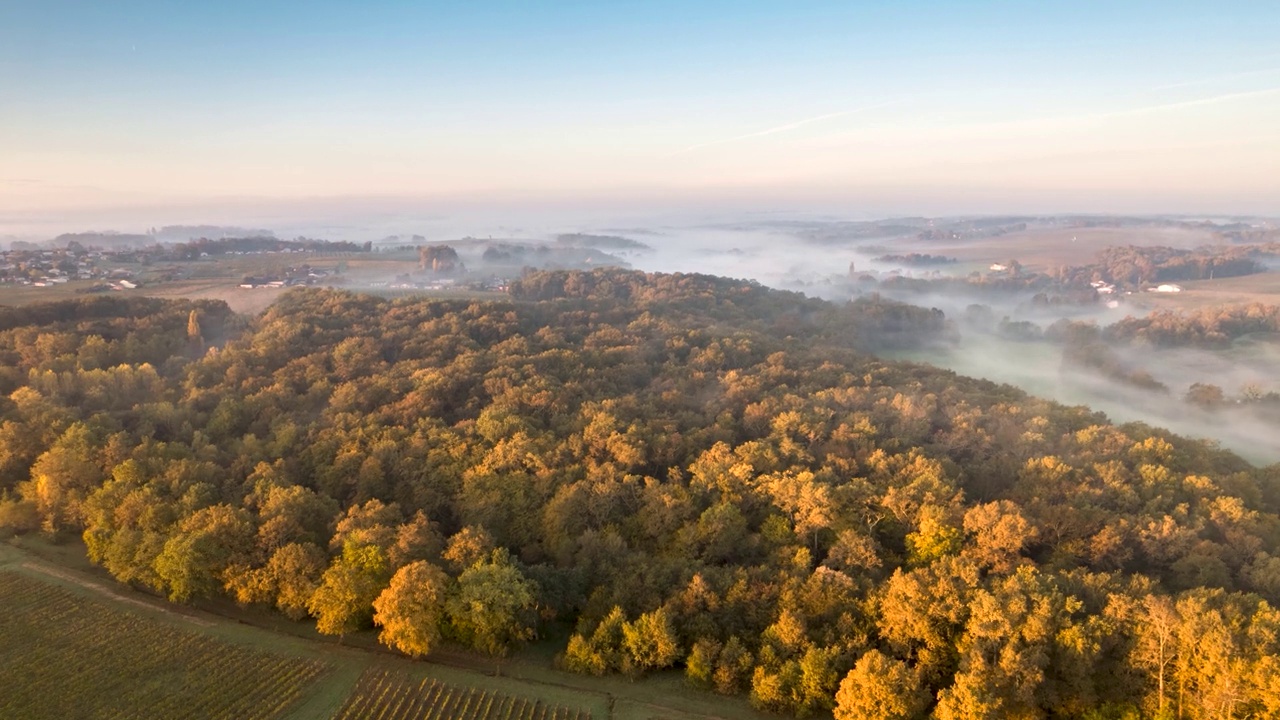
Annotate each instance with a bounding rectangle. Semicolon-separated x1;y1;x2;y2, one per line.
1124;270;1280;311
0;278;304;314
0;540;766;720
908;225;1220;271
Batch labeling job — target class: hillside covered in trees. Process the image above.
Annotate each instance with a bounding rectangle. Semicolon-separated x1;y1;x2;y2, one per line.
2;269;1279;719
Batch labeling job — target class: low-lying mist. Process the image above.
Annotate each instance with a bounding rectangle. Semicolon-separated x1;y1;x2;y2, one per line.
885;335;1280;465
582;220;1280;465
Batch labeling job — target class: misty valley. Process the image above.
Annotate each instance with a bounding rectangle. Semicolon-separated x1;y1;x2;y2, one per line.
660;217;1280;464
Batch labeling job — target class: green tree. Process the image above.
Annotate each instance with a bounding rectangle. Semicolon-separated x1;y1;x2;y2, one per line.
714;635;754;694
153;504;254;603
446;550;538;657
253;482;339;552
308;541;391;638
564;606;627;675
686;637;721;689
19;423;103;535
750;661;803;714
905;504;963;566
796;645;840;716
0;494;39;533
622;607;681;674
934;567;1072;720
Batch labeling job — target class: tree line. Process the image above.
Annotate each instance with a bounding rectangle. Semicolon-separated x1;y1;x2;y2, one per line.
167;236;372;260
1077;244;1280;288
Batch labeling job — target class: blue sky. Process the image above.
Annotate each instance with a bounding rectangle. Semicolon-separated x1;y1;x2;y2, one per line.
2;0;1279;219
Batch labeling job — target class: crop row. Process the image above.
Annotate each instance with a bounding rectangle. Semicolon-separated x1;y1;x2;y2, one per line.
333;667;592;720
0;571;329;720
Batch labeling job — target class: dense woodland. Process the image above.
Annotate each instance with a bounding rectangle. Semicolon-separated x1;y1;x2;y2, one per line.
167;236;373;260
1038;308;1280;403
555;233;652;251
2;269;1280;719
1081;245;1280;288
874;254;958;267
1101;305;1280;349
957;303;1280;413
872;274;1100;310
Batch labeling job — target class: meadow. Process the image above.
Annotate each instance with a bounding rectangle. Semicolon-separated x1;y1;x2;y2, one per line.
916;224;1219;271
1129;269;1280;310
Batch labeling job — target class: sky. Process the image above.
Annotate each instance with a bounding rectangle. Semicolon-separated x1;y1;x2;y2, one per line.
2;0;1279;230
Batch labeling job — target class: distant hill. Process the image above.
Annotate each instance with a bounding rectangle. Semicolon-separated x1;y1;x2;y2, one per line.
555;233;652;251
53;232;152;249
153;225;275;242
167;236;371;258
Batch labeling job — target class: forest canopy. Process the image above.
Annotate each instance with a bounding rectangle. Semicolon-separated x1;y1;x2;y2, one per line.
2;269;1279;719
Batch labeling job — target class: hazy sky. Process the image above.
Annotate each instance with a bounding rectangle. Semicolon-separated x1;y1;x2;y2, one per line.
3;0;1279;222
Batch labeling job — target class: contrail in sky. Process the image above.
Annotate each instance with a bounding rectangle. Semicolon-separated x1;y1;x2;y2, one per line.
1099;86;1280;119
672;100;900;155
984;87;1280;132
1151;67;1280;91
